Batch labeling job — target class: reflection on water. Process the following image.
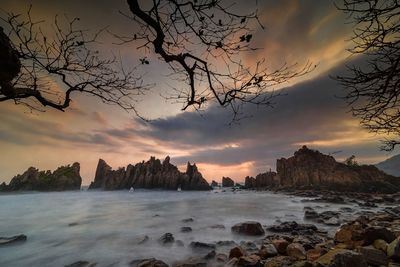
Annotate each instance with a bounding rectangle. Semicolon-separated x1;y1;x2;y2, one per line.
0;190;354;266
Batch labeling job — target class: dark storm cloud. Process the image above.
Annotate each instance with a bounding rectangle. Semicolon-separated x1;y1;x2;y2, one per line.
130;57;384;171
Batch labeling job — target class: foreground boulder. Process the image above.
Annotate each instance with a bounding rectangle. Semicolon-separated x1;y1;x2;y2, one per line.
388;237;400;260
231;221;265;236
314;249;368;267
0;163;81;192
357;246;388;266
88;156;211;191
276;146;400;193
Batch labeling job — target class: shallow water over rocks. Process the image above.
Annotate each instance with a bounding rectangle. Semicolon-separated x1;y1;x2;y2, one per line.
0;189;383;266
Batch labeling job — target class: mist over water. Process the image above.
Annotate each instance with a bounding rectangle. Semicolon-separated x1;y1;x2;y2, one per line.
0;190;357;266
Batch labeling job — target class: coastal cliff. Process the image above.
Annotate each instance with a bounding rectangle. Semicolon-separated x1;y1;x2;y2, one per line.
246;146;400;193
88;156;211;191
0;163;82;192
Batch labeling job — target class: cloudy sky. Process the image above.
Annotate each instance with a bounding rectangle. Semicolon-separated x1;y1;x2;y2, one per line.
1;0;398;185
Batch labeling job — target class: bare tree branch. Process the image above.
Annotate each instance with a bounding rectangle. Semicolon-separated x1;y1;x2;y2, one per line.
0;7;148;118
124;0;313;121
335;0;400;150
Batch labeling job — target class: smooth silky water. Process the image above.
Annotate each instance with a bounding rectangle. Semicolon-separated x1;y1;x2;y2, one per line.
0;190;359;266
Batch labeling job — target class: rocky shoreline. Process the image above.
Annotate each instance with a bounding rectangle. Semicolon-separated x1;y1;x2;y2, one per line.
54;190;400;267
1;189;395;267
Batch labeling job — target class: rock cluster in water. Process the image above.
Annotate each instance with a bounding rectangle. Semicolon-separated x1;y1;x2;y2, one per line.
88;156;211;191
65;198;400;267
245;146;400;193
0;163;81;192
222;177;235;187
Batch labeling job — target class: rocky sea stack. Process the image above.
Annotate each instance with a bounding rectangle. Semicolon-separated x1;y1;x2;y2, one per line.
88;156;211;191
0;163;82;192
246;146;400;193
222;177;235;187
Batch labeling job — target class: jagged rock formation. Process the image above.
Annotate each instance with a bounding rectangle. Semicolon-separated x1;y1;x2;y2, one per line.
245;172;278;188
243;146;400;193
88;156;211;191
244;176;256;188
211;180;218;187
222;177;234;187
276;146;400;193
0;163;82;192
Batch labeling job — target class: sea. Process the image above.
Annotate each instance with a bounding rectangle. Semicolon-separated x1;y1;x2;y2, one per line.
0;189;366;266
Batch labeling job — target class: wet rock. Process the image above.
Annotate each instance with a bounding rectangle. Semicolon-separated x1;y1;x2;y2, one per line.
130;258;168;267
216;240;236;246
64;261;97;267
314;249;368;267
286;243;306;260
339;207;354;212
364;226;396;245
358;201;377;208
265;234;294;243
267;221;317;235
272;239;290;254
175;240;184;247
259;244;278;259
334;223;365;248
264;256;294;267
0;234;27;246
388;237;400;260
357;246;388;266
158;233;174;245
315;240;335;251
324;217;340;226
189;241;215;250
231;221;265;236
293;235;327;250
239;241;258;254
216;253;228;263
181;227;192;233
137;235;149;245
306;249;324;261
237;254;262;266
229;246;246;259
225;257;239;266
373;239;388;252
173;257;207;267
204;250;216;260
304;209;319;220
209;224;225;229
